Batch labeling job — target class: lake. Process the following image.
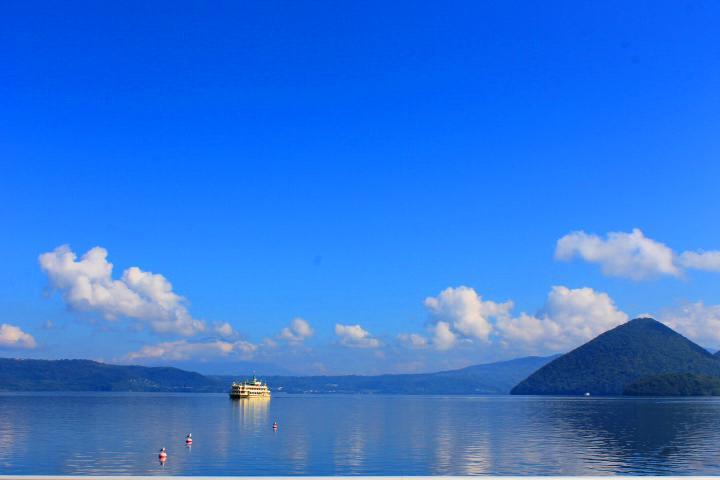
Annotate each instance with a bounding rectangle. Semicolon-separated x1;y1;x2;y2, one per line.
2;392;720;475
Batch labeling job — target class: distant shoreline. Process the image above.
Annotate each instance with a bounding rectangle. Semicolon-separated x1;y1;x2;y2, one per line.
0;355;557;395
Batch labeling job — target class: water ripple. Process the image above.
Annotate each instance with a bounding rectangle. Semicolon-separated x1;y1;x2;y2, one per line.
2;393;720;475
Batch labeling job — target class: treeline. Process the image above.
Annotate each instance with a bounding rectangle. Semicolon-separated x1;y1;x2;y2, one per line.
624;373;720;396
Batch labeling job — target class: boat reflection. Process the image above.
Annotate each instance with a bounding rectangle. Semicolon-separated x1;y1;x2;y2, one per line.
232;397;270;427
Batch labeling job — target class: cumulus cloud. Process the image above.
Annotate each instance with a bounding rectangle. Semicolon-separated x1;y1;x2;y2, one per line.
213;322;236;338
424;286;512;342
0;324;36;349
39;245;205;336
335;324;380;348
125;338;257;361
497;286;628;351
677;251;720;272
495;313;555;345
556;228;720;279
555;229;679;280
280;318;314;344
543;286;628;336
431;321;456;351
119;320;318;366
421;285;627;352
397;333;428;349
659;302;720;348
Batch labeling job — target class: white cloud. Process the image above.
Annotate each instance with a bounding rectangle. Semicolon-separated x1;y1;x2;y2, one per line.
555;229;679;280
213;322;236;338
335;323;380;348
497;286;628;351
495;313;555;345
0;324;36;349
280;318;314;344
431;321;456;351
397;333;428;349
424;286;512;342
542;285;628;342
422;285;627;352
677;251;720;272
125;338;257;361
39;245;205;336
556;228;720;279
659;302;720;348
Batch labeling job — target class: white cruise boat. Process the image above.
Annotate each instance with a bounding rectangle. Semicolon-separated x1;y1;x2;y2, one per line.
229;375;271;399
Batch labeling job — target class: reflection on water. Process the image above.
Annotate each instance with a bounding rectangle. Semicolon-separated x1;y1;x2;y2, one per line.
534;398;720;474
232;397;270;427
2;393;720;475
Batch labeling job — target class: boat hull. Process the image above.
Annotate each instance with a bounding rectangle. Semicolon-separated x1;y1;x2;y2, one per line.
229;392;271;399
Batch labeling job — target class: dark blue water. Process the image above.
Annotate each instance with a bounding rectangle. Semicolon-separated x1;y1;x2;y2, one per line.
2;392;720;475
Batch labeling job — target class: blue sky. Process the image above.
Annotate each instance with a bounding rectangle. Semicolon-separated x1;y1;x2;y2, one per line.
2;1;720;374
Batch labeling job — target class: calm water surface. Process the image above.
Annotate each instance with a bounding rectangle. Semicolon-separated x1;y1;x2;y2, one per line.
1;392;720;475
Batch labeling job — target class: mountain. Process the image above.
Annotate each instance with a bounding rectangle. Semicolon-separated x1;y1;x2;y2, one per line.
147;359;298;376
0;355;557;394
511;318;720;395
624;373;720;396
0;358;220;392
433;354;562;392
226;354;560;395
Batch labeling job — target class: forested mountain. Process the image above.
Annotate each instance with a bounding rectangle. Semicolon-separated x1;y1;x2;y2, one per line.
512;318;720;395
624;373;720;396
0;358;219;392
0;355;557;394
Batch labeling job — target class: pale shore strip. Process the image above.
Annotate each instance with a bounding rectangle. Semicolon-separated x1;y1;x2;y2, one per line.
0;477;716;480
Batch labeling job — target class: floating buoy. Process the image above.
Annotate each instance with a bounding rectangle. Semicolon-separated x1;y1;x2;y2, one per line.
185;433;193;444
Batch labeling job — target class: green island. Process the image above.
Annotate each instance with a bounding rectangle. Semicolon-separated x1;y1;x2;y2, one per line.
512;318;720;396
